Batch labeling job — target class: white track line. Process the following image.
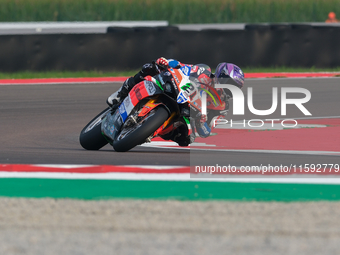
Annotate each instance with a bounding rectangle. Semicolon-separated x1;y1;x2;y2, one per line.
141;142;340;156
1;172;340;184
32;164;185;170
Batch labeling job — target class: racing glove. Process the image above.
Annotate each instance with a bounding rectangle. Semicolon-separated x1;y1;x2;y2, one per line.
155;57;169;69
156;57;183;69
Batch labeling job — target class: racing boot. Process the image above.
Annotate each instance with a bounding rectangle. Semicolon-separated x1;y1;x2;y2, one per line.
107;77;135;108
173;119;195;147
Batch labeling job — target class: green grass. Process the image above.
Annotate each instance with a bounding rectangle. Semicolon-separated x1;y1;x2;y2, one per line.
0;66;339;79
0;0;339;23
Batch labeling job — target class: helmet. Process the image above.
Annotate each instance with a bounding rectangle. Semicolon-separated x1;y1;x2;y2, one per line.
214;62;244;89
190;63;213;86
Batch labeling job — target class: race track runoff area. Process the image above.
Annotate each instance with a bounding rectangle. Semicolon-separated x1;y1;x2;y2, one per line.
0;73;340;202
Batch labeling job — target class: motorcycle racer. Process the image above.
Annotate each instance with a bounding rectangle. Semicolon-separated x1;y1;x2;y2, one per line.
107;57;244;146
107;58;181;108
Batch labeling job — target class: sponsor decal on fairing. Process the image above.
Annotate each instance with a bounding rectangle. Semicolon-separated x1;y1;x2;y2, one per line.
177;91;189;104
119;103;128;122
123;95;134;116
180;66;191;76
145;80;157;95
109;125;115;134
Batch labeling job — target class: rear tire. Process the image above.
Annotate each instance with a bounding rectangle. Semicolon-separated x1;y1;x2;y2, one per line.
113;106;169;152
79;108;110;150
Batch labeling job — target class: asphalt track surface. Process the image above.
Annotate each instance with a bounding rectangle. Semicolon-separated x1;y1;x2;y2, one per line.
1;78;340;255
1;78;340;166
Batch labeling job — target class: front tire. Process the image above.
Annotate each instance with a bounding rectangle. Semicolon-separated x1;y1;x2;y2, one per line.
79;108;110;150
113;106;169;152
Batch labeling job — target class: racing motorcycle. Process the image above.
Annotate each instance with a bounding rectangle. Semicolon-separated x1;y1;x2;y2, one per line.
79;64;223;152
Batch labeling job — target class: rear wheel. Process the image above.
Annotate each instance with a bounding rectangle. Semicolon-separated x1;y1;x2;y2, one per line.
113;106;169;152
79;108;110;150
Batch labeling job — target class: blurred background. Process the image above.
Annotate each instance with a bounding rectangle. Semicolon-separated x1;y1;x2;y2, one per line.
0;0;339;23
0;0;339;75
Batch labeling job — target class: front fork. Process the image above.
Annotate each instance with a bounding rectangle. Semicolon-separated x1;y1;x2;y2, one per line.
138;98;178;138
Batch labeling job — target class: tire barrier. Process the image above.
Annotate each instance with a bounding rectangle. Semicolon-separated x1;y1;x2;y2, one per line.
0;24;339;72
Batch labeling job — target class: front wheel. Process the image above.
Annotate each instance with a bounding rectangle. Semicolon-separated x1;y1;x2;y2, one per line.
79;108;110;150
113;106;169;152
